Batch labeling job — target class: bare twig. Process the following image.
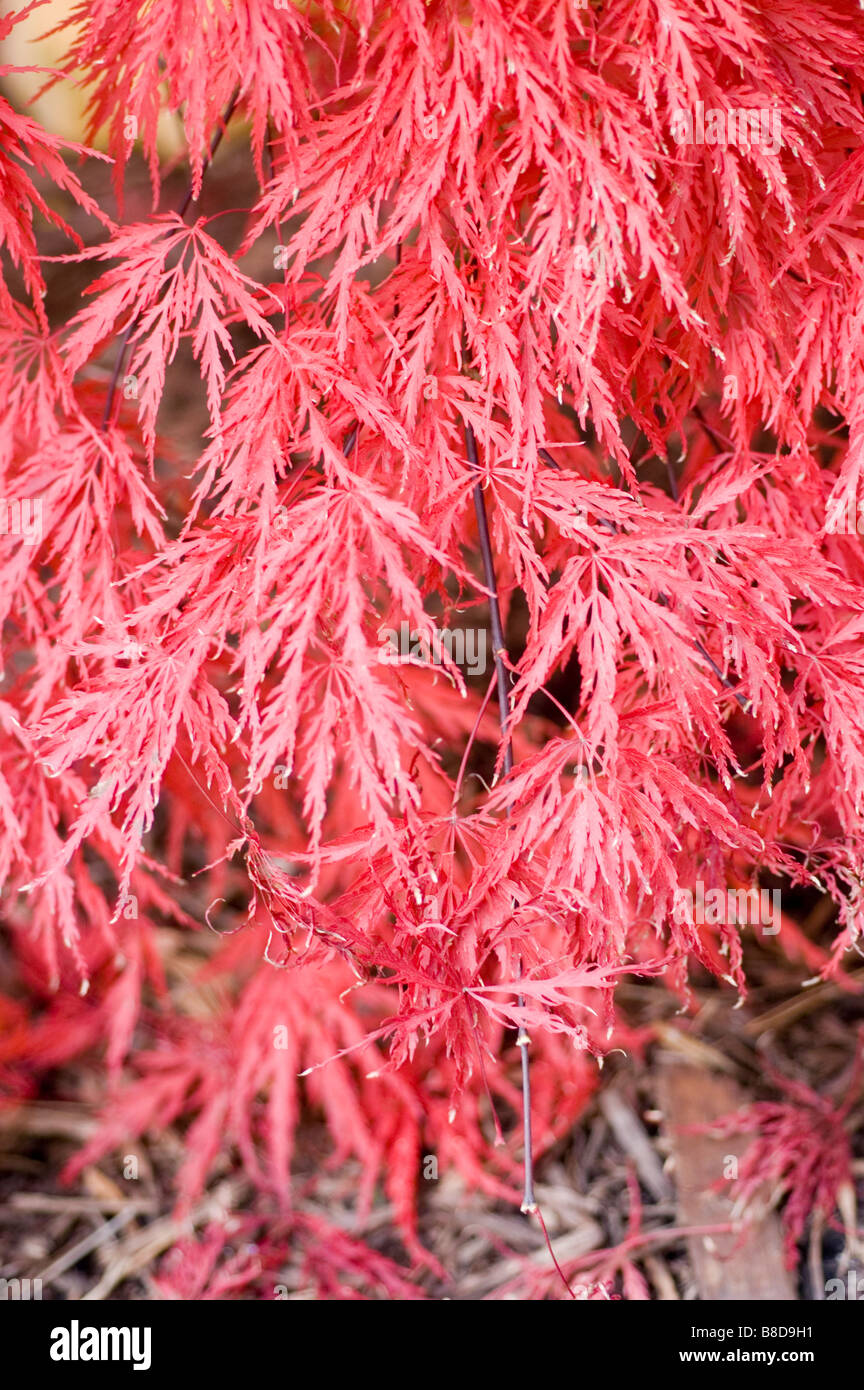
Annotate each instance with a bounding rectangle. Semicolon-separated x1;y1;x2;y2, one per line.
11;1194;157;1215
37;1208;141;1286
464;420;534;1213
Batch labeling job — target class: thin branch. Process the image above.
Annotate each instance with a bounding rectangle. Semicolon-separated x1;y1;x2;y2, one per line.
692;402;735;454
175;88;242;221
452;669;498;805
464;419;534;1214
466;424;513;780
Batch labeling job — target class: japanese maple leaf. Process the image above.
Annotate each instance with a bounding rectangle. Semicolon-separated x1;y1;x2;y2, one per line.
62;215;277;455
707;1041;864;1266
52;0;315;206
0;5;109;327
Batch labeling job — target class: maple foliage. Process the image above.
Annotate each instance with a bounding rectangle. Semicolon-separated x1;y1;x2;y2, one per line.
706;1040;864;1267
3;0;864;1297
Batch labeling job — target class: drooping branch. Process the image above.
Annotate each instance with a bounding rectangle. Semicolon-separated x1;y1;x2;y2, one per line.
464;419;535;1214
100;87;242;433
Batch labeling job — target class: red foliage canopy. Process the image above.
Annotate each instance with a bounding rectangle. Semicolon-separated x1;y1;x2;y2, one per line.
3;0;864;1295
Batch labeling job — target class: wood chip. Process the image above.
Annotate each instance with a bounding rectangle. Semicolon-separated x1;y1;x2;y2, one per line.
742;967;864;1038
655;1023;739;1075
658;1063;796;1301
454;1219;604;1297
11;1194;157;1215
0;1102;96;1142
599;1087;672;1201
